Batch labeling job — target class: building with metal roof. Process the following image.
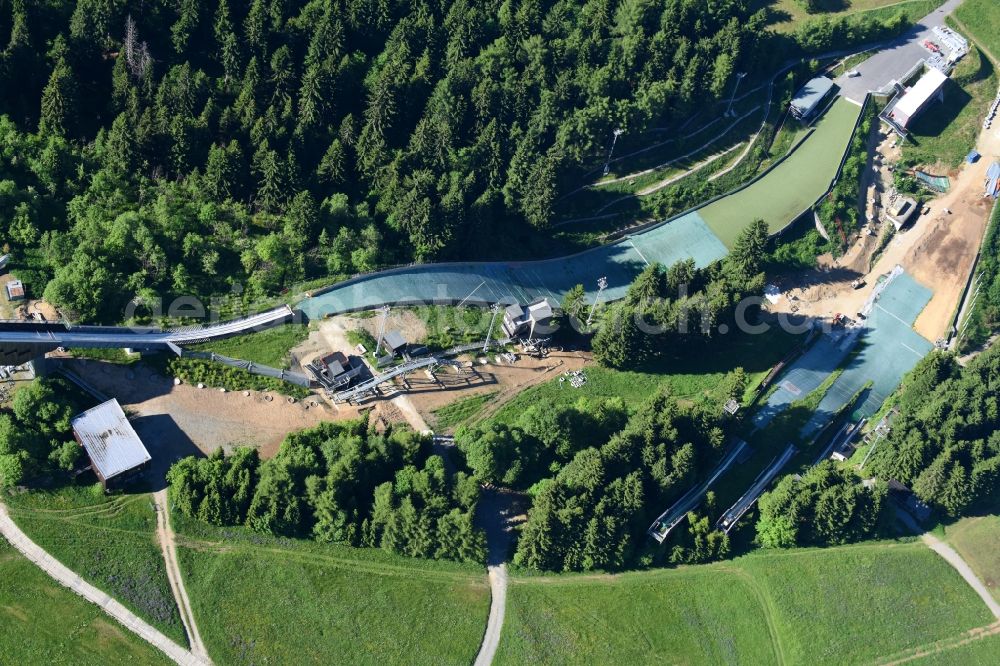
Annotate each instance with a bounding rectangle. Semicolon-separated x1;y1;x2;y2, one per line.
5;279;25;301
383;330;407;355
790;77;834;121
72;399;151;489
885;195;919;230
315;350;362;387
502;298;556;338
889;67;948;129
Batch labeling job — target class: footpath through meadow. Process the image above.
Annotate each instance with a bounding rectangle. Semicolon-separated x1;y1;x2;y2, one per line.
0;502;209;666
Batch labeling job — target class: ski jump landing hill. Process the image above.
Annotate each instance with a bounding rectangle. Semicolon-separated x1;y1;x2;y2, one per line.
300;98;863;320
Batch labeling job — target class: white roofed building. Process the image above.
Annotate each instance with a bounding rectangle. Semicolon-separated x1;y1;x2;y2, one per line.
889;68;948;129
72;399;152;489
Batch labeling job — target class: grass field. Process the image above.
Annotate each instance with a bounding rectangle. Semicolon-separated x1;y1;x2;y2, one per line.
173;513;489;665
699;97;863;247
736;543;990;663
904;46;998;169
189;323;310;368
0;539;170;665
908;632;1000;665
431;391;499;430
953;0;1000;63
496;567;777;664
3;485;187;646
944;515;1000;601
69;347;140;364
765;0;945;33
488;327;803;426
497;541;993;664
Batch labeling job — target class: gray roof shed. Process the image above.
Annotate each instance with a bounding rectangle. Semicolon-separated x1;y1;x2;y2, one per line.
527;299;553;322
383;330;407;352
790;77;834;118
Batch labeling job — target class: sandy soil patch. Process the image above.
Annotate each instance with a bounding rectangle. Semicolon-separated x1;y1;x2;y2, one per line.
292;312;428;366
67;359;361;463
291;317;589;433
290;314;588;434
771;117;1000;343
26;299;59;322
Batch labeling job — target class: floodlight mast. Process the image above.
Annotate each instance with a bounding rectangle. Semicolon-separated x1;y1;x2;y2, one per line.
374;305;390;356
586;276;609;328
724;71;748;118
602;129;624;176
484;303;501;353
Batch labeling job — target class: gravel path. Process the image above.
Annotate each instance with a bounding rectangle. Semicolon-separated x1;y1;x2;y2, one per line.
922;533;1000;620
474;564;508;666
472;488;529;665
0;502;208;666
154;490;212;663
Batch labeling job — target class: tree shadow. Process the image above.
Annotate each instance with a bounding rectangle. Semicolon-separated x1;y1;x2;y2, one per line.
812;0;850;12
748;0;790;24
908;52;993;141
131;413;206;491
906;82;973;142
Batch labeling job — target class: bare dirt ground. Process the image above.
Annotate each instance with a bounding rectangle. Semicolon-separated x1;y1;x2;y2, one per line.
291;315;591;432
25;299;59;321
772;121;1000;342
389;394;431;433
356;309;428;343
291;312;426;369
0;275;60;321
408;350;591;431
67;359;360;461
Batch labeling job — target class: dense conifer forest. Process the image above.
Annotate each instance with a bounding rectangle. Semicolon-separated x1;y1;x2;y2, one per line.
0;0;912;322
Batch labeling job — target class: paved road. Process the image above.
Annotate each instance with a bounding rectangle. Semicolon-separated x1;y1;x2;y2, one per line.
835;0;966;103
922;533;1000;620
154;490;212;663
0;502;209;666
474;564;508;666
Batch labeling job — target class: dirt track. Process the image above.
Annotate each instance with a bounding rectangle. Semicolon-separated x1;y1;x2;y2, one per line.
153;489;210;662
